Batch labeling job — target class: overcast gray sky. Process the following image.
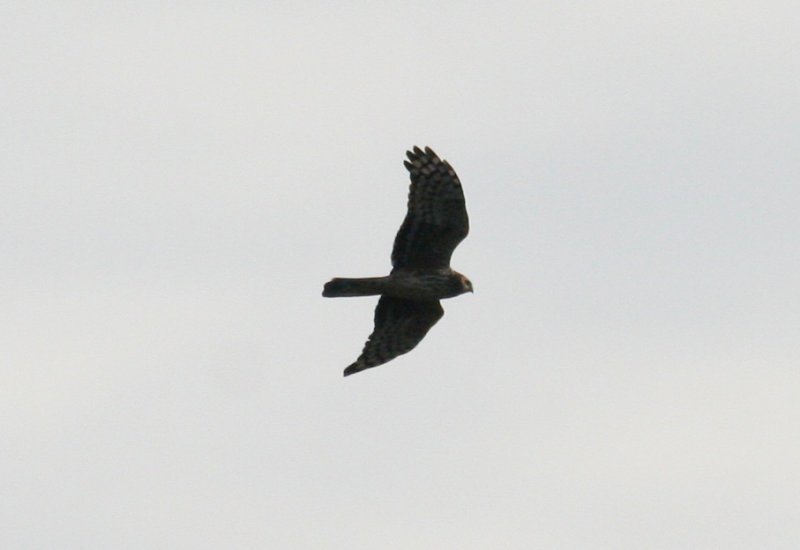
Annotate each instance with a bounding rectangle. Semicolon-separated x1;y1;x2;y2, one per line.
3;2;800;548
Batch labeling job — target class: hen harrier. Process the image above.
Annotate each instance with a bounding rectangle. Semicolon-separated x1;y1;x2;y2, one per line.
323;146;472;376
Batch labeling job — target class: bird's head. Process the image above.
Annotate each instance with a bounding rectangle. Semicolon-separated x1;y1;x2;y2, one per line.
458;273;473;294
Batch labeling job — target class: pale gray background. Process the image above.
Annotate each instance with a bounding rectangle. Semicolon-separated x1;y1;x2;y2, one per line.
3;2;799;548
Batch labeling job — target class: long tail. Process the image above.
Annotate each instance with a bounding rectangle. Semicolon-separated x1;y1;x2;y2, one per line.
322;277;388;297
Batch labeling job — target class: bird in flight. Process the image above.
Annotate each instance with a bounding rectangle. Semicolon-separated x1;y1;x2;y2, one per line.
323;146;472;376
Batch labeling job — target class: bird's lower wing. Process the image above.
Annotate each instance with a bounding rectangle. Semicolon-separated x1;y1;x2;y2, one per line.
343;297;444;376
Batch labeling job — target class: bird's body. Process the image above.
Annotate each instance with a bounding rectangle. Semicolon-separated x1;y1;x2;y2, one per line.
323;268;470;301
323;146;472;376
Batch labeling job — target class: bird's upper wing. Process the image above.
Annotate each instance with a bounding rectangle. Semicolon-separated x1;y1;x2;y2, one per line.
390;147;469;270
343;297;444;376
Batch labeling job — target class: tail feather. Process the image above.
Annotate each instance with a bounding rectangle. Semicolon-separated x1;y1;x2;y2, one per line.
322;277;388;297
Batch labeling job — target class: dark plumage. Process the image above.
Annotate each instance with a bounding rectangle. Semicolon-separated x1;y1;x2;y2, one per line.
323;147;472;376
